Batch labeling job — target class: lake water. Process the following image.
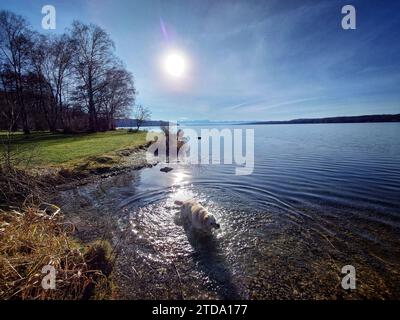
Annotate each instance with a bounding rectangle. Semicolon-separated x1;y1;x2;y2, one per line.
62;123;400;299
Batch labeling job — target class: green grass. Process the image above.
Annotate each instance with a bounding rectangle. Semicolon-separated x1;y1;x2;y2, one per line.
0;130;147;167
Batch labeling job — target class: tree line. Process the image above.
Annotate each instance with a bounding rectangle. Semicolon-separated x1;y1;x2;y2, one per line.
0;10;139;134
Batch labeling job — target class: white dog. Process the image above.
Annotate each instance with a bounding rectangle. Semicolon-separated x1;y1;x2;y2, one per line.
174;200;220;232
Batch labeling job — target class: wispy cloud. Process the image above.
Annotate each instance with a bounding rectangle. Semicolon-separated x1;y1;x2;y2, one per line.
227;97;322;113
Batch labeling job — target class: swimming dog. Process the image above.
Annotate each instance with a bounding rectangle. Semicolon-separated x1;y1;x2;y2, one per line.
174;200;220;232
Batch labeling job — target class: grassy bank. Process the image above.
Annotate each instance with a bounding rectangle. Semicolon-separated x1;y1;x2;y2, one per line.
1;129;147;168
0;129;149;299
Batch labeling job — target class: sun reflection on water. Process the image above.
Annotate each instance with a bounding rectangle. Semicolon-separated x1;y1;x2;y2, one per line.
172;170;187;185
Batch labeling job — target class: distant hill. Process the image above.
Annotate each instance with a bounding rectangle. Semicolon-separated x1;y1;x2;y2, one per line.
116;114;400;128
244;113;400;125
115;119;172;127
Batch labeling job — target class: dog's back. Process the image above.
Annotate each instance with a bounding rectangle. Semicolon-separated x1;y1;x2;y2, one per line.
174;200;220;232
175;199;197;219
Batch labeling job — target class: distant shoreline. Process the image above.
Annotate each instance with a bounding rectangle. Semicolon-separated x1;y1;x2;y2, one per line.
117;113;400;127
243;113;400;125
179;113;400;126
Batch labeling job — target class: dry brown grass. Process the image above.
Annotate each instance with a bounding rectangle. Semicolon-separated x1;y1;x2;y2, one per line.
0;205;114;300
0;167;46;208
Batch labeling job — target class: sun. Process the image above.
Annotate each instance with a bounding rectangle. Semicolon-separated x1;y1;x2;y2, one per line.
163;51;186;78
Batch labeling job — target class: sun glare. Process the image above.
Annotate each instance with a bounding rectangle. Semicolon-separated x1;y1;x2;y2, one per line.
163;51;186;78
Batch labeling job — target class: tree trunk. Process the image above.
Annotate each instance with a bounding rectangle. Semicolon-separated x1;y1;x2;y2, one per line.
87;71;96;132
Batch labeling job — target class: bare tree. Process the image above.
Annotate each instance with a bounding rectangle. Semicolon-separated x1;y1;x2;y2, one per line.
71;21;115;132
100;65;136;130
0;10;33;134
30;33;75;132
0;94;19;170
133;104;151;131
0;11;137;134
0;67;19;131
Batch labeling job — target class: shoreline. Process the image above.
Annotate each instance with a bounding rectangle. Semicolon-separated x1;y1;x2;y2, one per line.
0;140;157;300
53;142;160;299
52;142;157;191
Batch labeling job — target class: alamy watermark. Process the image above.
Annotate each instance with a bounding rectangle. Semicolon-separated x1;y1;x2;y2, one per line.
341;265;356;290
40;262;358;291
41;265;56;290
146;123;254;175
341;5;356;30
41;5;56;30
40;4;357;31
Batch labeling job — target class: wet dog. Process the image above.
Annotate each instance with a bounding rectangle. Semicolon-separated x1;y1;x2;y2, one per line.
174;200;220;232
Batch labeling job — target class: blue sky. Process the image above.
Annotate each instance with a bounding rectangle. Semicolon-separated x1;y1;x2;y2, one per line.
1;0;400;121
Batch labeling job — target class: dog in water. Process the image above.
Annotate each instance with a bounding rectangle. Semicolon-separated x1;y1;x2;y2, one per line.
174;200;220;232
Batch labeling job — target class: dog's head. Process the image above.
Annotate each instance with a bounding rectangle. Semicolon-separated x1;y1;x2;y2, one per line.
205;215;220;230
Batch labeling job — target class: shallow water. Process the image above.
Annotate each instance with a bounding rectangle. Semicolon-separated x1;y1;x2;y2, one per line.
61;123;400;299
